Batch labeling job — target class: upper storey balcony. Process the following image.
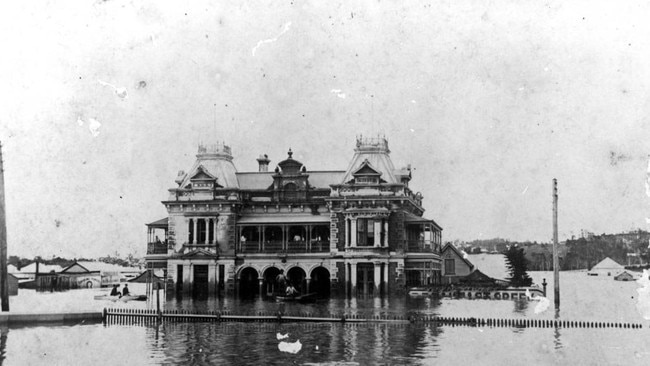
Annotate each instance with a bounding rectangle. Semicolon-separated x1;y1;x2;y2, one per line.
237;223;331;255
146;218;169;255
404;221;442;254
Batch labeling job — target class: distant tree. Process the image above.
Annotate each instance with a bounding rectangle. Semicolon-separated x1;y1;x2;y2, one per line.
504;245;533;287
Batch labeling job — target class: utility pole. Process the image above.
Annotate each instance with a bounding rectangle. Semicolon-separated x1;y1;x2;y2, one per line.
0;142;9;311
552;178;559;308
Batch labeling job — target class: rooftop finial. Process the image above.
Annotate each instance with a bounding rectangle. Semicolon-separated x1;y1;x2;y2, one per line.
288;148;293;159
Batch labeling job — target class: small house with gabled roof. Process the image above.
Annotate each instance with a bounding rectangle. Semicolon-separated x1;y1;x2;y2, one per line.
614;271;638;281
441;243;475;284
588;257;625;277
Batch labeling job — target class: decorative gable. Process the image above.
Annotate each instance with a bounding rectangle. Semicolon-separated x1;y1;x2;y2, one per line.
189;166;221;190
349;159;383;184
272;149;310;202
61;262;91;274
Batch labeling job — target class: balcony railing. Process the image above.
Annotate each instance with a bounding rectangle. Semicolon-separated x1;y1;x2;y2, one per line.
405;240;440;253
238;241;330;254
287;241;329;253
147;242;168;255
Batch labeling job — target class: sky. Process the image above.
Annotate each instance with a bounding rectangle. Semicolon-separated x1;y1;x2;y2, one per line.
0;0;649;258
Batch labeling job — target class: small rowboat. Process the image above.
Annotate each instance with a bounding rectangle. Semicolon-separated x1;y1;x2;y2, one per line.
408;287;434;297
275;292;318;303
94;294;147;302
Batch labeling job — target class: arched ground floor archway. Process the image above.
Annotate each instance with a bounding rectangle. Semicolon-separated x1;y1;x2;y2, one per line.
287;267;307;294
263;267;282;297
310;266;330;298
238;267;259;298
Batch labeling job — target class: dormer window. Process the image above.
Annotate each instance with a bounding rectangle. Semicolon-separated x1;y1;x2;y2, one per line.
355;176;378;184
188;165;219;190
350;159;382;185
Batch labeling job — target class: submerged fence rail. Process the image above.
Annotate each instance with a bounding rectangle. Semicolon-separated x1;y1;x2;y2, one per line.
103;308;645;329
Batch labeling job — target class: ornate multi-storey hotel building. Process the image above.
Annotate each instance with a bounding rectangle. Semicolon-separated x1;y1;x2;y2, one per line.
145;136;442;298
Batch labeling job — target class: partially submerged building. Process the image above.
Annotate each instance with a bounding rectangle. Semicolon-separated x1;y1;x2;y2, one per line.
441;243;475;284
145;137;443;298
588;257;625;277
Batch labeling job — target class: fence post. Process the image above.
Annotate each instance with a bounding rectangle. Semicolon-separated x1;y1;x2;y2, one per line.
156;282;162;321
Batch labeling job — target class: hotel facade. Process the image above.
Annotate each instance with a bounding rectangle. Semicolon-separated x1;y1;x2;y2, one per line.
145;137;442;298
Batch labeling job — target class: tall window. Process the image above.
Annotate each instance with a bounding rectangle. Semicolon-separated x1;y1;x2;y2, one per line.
357;218;375;246
284;183;297;200
444;259;455;275
197;219;207;244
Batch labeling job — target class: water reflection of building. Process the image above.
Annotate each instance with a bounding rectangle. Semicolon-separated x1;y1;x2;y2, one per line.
145;136;442;298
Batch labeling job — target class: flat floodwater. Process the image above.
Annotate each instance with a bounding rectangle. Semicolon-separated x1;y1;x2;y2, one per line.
1;271;649;365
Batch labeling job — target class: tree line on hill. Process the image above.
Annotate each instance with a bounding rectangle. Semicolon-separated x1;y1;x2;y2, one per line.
8;252;142;270
459;229;650;271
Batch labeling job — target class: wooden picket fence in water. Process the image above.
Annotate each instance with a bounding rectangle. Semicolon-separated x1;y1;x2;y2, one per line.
102;308;644;329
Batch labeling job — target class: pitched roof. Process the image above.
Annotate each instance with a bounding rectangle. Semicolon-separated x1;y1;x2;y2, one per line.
460;269;496;284
403;212;443;229
307;171;345;189
614;271;638;280
351;160;382;177
128;270;165;284
18;263;63;274
442;243;474;269
61;262;93;273
590;257;624;271
238;214;329;224
237;172;273;190
76;261;141;273
147;217;168;228
467;253;509;281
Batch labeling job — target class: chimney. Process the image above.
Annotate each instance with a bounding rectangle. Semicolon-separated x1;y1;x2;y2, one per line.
257;154;271;172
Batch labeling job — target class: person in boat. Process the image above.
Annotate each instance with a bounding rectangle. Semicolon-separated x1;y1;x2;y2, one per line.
122;284;130;296
276;269;287;292
110;284;121;297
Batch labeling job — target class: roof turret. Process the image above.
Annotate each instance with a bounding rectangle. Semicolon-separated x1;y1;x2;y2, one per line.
177;142;239;189
340;136;398;184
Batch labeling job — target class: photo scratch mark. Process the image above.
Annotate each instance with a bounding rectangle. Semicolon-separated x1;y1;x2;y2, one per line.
525;289;550;314
252;22;292;56
646;156;650;197
522;186;528;194
635;270;650;320
98;79;128;99
88;118;102;137
78;117;102;137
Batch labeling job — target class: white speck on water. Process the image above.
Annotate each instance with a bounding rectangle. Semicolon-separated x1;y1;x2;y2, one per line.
330;89;346;99
88;118;101;137
525;288;551;314
276;332;289;340
635;269;650;320
278;340;301;354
